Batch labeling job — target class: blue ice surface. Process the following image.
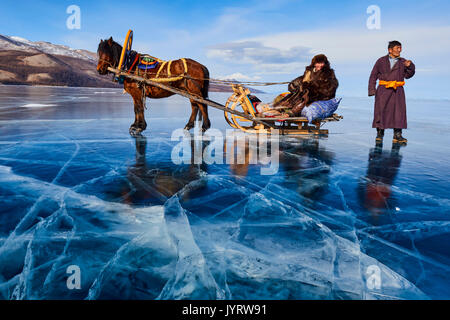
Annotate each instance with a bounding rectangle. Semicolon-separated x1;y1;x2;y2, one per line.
0;85;449;300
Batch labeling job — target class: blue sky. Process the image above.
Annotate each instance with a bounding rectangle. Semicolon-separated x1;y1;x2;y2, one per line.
1;0;450;98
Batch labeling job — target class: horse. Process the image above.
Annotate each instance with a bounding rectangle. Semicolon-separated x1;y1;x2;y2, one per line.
96;37;211;135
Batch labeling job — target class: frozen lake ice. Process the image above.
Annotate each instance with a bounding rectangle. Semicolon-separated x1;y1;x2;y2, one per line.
0;85;449;299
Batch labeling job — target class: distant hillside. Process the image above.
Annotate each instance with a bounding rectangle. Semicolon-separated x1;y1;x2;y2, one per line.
0;34;262;92
0;50;119;88
0;35;118;88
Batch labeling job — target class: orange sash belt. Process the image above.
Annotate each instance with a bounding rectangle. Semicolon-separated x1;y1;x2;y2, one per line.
379;80;405;90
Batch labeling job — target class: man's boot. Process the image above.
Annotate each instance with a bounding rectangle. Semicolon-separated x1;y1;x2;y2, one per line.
393;128;407;144
376;128;384;142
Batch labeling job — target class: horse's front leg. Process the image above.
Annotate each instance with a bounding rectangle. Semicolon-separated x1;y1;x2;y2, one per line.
129;91;147;136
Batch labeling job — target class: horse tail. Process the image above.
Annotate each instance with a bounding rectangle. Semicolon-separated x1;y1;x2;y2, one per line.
195;64;209;123
201;65;210;99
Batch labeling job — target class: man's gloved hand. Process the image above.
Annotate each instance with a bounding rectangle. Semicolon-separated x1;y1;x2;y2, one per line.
291;100;307;116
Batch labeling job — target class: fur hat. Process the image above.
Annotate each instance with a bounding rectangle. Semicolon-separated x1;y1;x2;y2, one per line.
311;54;330;68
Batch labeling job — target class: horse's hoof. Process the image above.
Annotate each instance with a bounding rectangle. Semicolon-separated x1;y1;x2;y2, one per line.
129;127;143;137
184;125;193;131
201;124;211;133
202;122;211;133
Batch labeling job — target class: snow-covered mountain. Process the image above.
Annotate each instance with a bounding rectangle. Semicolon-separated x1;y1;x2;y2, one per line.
0;34;96;62
0;34;117;87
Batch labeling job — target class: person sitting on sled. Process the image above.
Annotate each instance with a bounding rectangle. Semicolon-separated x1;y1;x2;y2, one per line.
275;54;339;117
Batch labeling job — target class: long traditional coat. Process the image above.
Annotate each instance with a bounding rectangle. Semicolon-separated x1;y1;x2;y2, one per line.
368;55;415;129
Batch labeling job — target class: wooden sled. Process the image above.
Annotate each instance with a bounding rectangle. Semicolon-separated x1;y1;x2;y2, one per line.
224;84;343;135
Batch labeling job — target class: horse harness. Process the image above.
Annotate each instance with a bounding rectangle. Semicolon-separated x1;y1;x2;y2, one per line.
122;50;189;82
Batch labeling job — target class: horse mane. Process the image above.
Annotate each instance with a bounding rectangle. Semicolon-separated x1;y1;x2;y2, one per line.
97;38;123;68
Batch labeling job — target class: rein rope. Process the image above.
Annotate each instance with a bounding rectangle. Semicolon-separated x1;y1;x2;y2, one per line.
101;49;289;87
122;63;290;86
102;56;288;87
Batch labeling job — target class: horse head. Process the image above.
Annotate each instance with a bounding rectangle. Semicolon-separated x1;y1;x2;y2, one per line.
97;37;121;75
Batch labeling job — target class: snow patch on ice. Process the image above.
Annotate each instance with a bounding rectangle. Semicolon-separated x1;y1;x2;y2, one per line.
20;104;57;108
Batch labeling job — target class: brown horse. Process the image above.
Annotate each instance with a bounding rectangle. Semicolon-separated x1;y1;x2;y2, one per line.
96;37;211;135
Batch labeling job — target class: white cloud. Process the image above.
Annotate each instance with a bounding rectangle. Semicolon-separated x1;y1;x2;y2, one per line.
203;22;450;98
207;25;450;80
218;72;262;81
207;41;312;65
247;26;450;65
254;62;307;75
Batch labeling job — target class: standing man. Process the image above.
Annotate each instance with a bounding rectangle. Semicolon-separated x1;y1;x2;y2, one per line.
369;41;415;144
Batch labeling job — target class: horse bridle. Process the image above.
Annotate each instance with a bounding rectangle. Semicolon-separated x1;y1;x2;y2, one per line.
97;57;116;70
